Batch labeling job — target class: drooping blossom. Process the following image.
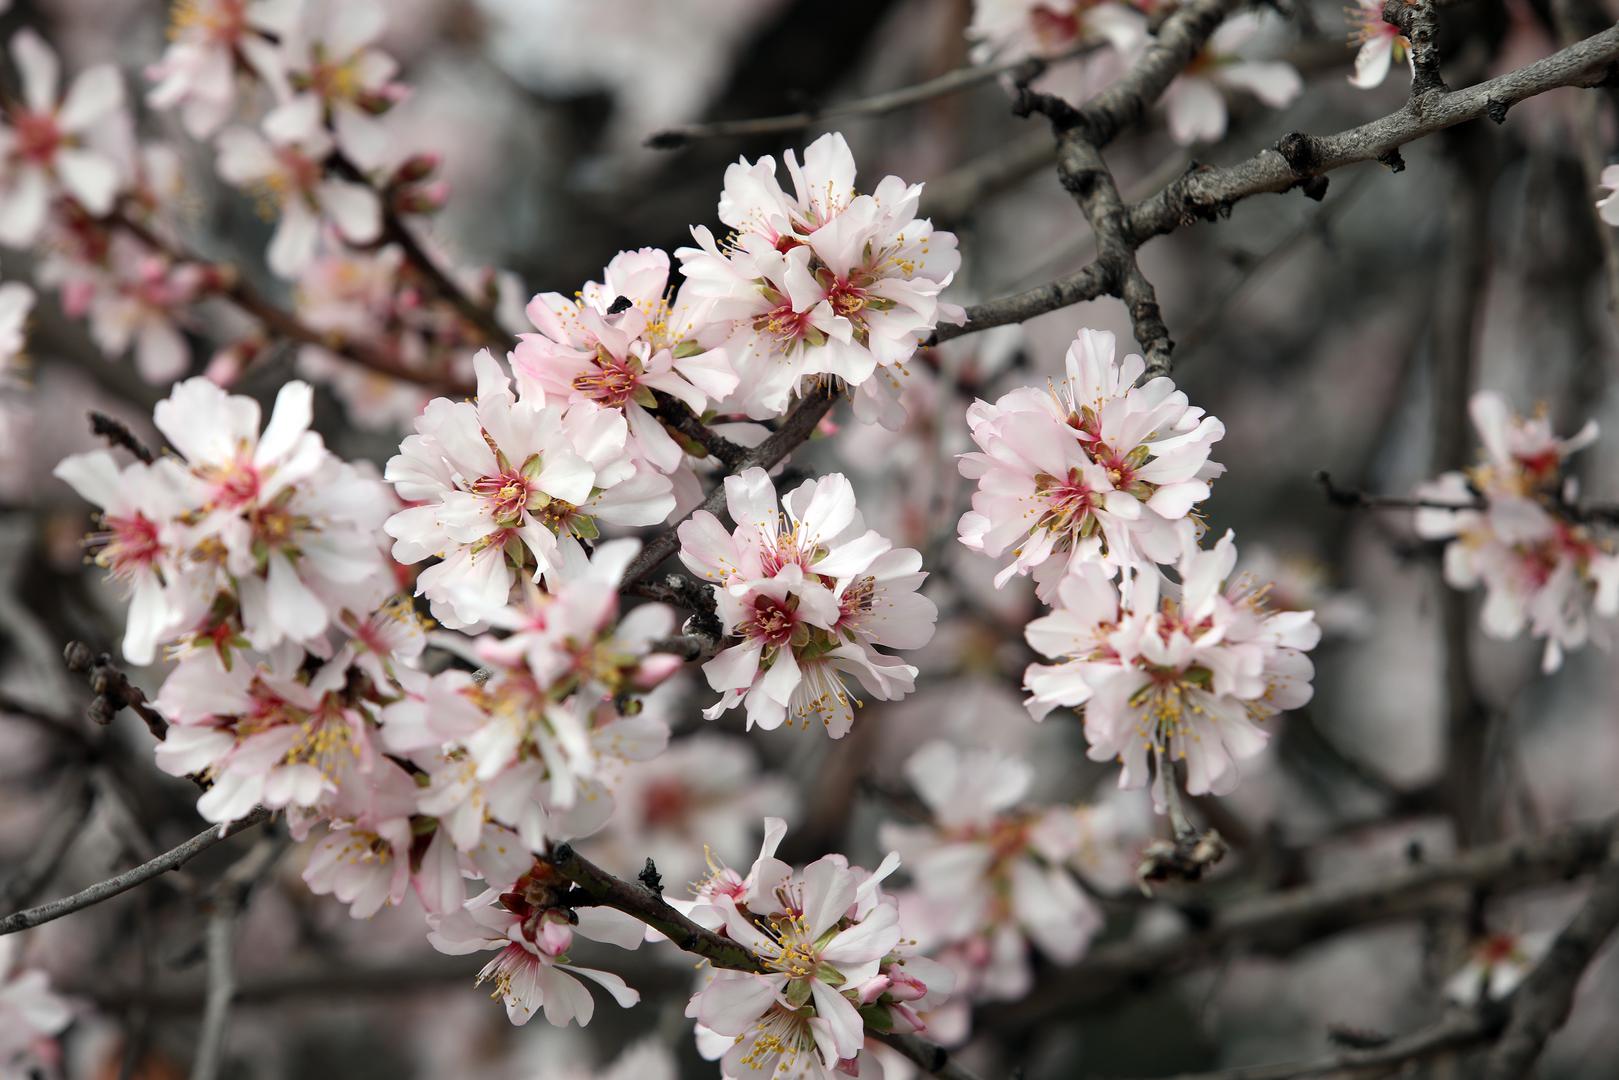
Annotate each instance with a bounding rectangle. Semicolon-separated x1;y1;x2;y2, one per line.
1414;392;1619;672
879;741;1102;1001
0;30;125;246
385;351;675;627
1023;531;1320;809
214;99;381;277
676;132;962;427
1160;13;1302;144
427;871;643;1027
0;936;72;1077
1346;0;1411;88
146;0;292;137
678;466;935;736
958;327;1225;598
512;247;738;472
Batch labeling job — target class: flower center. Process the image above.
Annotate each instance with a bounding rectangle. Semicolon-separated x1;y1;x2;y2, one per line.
471;470;534;527
11;110;62;165
743;594;799;648
90;513;163;578
571;352;642;407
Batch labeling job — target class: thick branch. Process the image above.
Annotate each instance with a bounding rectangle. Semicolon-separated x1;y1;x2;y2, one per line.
651;391;748;470
0;809;272;936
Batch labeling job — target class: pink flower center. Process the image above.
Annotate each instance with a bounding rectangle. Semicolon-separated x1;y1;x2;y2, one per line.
203;457;262;508
1036;468;1098;536
571;355;641;407
743;594;799;648
92;513;162;577
825;277;868;319
641;778;691;827
756;301;814;347
11;110;62;165
471;470;533;527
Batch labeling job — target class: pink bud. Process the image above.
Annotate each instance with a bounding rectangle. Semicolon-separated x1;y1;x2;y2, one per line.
394;153;441;184
536;914;573;957
890;1003;925;1034
205;347;245;387
886;970;928;1002
633;653;684;689
854;975;891;1005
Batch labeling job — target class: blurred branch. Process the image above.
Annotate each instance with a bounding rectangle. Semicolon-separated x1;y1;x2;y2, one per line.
646;44;1099;147
1552;0;1619;319
192;836;286;1080
0;773;97;910
1482;835;1619;1077
1155;1009;1498;1079
88;411;155;464
982;816;1619;1032
0;809;272;936
921;128;1057;225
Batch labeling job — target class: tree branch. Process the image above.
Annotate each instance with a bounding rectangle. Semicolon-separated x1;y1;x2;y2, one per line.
0;809;273;936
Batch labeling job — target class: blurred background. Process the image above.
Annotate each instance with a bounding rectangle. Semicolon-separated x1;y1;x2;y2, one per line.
2;0;1618;1076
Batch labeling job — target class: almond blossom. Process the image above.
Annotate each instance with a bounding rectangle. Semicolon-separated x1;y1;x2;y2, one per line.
0;279;32;370
687;830;927;1077
1023;531;1320;809
512;247;738;472
1346;0;1411;88
149;377;396;651
1443;930;1552;1005
146;0;292;137
1160;13;1302;145
878;741;1102;1000
214;99;381;277
958;327;1225;598
427;873;644;1027
0;937;71;1077
675;132;962;427
966;0;1146;62
52;449;191;665
678;466;935;736
384;350;675;628
273;0;407;169
0;30;125;246
1414;392;1619;672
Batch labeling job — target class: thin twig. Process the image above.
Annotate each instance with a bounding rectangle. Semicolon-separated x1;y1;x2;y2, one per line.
88;411;155;464
0;809;273;936
645;44;1097;147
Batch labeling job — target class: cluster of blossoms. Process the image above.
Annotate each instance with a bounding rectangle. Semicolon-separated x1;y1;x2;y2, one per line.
684;819;953;1079
0;3;503;417
1414;391;1619;672
679;467;938;737
966;2;1303;144
959;328;1320;807
0;937;71;1077
880;742;1103;1006
677;131;963;427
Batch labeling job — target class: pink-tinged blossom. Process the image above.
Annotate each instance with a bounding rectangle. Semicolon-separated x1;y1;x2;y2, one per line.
0;937;72;1076
1599;165;1619;227
52;449;190;665
687;838;914;1076
273;0;406;169
1414;392;1619;672
81;243;202;383
676;132;962;427
146;0;292;137
300;757;420;917
678;466;935;736
958;328;1225;598
427;881;642;1027
513;247;738;472
967;0;1145;62
151;377;395;651
214;99;381;277
1443;930;1551;1005
879;741;1101;1001
1346;0;1411;88
384;350;673;627
0;30;125;246
1023;531;1320;810
1161;14;1302;144
154;645;383;825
